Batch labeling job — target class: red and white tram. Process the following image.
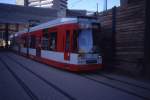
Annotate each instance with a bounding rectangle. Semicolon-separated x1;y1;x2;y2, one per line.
10;17;103;72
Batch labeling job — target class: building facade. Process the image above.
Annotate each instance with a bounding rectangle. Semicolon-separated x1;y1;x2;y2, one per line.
16;0;28;6
16;0;67;10
16;0;68;18
0;3;58;47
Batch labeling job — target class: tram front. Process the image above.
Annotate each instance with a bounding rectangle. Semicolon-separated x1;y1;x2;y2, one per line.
75;18;103;70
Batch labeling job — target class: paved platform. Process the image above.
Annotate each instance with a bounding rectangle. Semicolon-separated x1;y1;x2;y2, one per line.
0;52;150;100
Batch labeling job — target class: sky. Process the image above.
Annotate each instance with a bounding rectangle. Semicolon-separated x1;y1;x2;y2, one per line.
68;0;120;11
0;0;120;12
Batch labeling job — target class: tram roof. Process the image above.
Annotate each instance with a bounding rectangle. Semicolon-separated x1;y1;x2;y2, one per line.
10;17;98;38
30;18;78;32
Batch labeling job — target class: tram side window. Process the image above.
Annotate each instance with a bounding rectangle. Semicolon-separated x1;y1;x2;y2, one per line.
72;30;78;52
65;31;70;51
24;37;28;47
22;38;25;47
42;29;49;50
30;35;36;48
50;32;57;50
20;37;24;48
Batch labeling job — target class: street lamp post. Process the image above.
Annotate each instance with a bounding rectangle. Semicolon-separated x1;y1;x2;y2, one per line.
104;0;107;11
27;22;30;57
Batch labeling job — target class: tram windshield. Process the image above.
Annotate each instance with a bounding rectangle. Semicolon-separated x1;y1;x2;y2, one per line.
72;21;100;53
78;29;100;53
78;29;93;53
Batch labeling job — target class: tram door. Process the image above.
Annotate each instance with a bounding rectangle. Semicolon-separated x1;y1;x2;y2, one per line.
64;31;70;60
36;37;41;57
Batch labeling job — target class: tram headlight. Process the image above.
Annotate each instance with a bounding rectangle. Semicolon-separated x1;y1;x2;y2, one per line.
78;53;86;64
8;41;11;45
98;55;102;63
98;55;101;58
78;53;85;59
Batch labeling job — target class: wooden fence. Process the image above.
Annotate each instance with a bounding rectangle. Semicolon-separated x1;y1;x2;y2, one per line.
98;0;145;75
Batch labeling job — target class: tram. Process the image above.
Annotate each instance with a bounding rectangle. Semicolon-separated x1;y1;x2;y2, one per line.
10;17;103;72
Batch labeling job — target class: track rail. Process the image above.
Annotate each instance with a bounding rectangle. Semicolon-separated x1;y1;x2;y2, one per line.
96;73;150;91
80;74;150;100
0;57;39;100
7;55;76;100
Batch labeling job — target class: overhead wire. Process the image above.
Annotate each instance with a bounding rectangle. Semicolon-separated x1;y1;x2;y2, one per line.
69;0;85;8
